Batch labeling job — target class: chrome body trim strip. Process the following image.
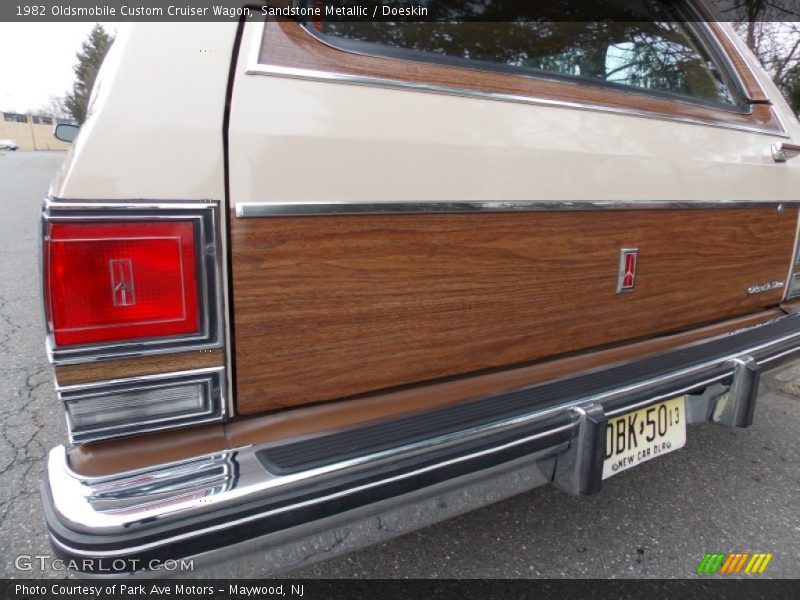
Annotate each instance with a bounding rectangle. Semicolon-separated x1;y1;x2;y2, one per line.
246;63;788;138
43;312;800;567
246;22;788;139
772;142;800;162
235;200;798;218
218;189;236;419
43;198;224;365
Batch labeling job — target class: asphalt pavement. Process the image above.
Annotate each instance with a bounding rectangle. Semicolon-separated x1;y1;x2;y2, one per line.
0;151;797;579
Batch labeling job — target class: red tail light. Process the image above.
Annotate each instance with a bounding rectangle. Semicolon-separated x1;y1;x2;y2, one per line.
46;221;200;346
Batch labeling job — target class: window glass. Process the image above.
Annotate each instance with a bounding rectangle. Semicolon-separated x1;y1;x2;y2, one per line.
3;113;28;123
315;3;737;105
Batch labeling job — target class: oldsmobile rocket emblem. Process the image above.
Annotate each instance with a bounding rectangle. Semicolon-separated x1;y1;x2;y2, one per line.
616;248;638;293
109;259;136;307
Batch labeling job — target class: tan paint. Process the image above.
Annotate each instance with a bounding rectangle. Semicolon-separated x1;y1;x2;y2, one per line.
50;22;238;201
47;21;800;203
230;22;800;205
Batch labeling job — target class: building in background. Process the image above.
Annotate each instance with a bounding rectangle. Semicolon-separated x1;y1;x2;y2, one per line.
1;111;73;151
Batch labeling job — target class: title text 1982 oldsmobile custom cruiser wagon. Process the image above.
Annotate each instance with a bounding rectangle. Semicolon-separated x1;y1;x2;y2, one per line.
41;3;800;574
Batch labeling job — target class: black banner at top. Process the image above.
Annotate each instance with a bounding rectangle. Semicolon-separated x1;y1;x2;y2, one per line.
2;0;800;22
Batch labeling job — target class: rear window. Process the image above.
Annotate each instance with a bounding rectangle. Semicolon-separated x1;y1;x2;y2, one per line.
310;2;739;107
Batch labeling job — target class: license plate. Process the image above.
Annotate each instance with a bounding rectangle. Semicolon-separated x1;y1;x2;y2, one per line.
602;396;686;479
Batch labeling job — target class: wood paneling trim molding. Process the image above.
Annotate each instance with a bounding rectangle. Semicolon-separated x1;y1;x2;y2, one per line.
254;20;784;135
232;206;795;413
705;22;770;103
56;349;225;387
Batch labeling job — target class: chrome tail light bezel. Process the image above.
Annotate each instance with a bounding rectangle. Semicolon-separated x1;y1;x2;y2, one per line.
785;206;800;301
786;273;800;299
59;368;226;443
42;199;223;365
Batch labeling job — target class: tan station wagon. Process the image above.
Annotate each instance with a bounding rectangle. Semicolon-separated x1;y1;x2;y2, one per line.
41;4;800;575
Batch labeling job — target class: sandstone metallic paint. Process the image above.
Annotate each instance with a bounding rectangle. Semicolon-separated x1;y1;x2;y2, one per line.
50;22;237;201
230;21;800;206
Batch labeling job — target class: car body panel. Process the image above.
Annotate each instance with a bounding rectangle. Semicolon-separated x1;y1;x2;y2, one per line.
39;16;800;574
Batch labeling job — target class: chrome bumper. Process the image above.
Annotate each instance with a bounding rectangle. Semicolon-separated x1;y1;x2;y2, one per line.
42;313;800;574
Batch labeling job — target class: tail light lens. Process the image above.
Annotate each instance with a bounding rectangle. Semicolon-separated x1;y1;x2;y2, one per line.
43;203;225;442
61;368;226;443
43;204;221;363
46;221;200;346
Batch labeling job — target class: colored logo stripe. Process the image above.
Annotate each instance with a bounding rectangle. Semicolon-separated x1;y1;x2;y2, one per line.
744;553;774;574
697;553;726;574
697;552;773;574
719;552;749;573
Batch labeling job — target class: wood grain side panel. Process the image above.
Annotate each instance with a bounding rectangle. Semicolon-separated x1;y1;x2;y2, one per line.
227;309;784;448
258;20;782;134
232;207;795;413
69;309;781;476
55;349;224;386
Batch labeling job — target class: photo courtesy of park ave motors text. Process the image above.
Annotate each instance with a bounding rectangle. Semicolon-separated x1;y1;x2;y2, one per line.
0;0;799;583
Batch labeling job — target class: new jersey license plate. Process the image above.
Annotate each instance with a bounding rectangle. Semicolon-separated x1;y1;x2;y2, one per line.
602;396;686;479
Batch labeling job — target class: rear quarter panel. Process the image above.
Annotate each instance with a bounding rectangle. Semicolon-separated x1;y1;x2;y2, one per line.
228;20;800;412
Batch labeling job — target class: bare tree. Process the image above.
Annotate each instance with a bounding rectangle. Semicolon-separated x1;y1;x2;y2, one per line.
733;21;800;116
37;95;70;120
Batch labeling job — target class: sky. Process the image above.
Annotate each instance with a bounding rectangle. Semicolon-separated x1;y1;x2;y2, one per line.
0;23;122;114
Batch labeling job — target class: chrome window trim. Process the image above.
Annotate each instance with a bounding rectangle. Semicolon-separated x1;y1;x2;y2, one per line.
58;367;226;444
299;15;749;114
713;22;767;104
43;199;224;365
246;21;788;139
235;200;798;218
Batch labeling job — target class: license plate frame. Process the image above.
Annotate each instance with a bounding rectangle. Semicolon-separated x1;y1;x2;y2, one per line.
602;396;686;479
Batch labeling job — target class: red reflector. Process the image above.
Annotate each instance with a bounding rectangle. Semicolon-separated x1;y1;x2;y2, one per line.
46;221;200;346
